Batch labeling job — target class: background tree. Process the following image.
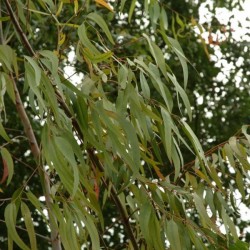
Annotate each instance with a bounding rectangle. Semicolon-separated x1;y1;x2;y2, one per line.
0;0;249;249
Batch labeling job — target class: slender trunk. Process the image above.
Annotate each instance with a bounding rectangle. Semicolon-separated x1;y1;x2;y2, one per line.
11;76;61;250
4;0;62;248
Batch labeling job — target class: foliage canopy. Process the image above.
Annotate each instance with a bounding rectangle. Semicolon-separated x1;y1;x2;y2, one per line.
0;0;249;249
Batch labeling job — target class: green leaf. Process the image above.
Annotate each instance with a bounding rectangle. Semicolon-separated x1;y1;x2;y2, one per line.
0;121;10;141
223;143;235;168
0;16;10;22
82;47;113;63
117;115;141;174
1;147;14;185
40;73;60;123
167;73;192;120
0;45;18;74
166;219;182;250
84;214;100;250
135;59;173;111
87;12;115;45
26;192;46;220
151;1;160;24
24;62;46;112
241;125;250;143
140;71;150;99
143;34;168;79
160;107;172;161
160;8;168;30
229;240;249;250
24;56;41;86
5;203;30;250
181;120;207;167
118;65;128;89
236;171;245;199
139;203;152;244
187;224;207;250
159;33;189;89
21;202;37;250
0;73;15;104
128;0;136;23
119;0;126;12
176;13;185;35
221;207;238;241
193;193;218;232
54;136;79;197
39;50;59;75
78;23;100;55
229;136;243;157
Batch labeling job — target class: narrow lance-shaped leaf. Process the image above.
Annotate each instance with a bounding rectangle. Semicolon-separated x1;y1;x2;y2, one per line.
193;193;218;232
221;207;238;241
0;121;10;141
236;171;245;199
140;71;150;99
24;56;41;86
5;203;30;250
78;23;100;55
84;213;100;250
39;50;59;75
181;120;207;169
21;202;37;250
87;12;115;44
1;148;14;185
166;219;182;250
167;73;192;120
161;107;172;161
54;136;79;197
128;0;136;23
143;34;168;79
159;32;189;89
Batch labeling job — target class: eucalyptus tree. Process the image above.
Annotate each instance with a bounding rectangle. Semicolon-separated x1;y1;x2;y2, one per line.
0;0;249;249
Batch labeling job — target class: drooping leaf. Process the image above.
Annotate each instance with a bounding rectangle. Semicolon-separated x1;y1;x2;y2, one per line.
21;202;37;250
166;219;182;250
54;136;79;197
87;12;115;44
5;203;30;250
167;73;192;120
78;23;100;55
1;148;14;185
24;56;41;86
128;0;136;23
0;121;10;141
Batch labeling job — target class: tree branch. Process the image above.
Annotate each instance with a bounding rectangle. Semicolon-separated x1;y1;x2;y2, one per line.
4;1;61;249
10;75;61;250
4;0;35;56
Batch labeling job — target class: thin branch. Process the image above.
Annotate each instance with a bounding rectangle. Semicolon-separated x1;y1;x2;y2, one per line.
0;219;51;242
175;134;246;185
10;75;61;250
0;2;4;44
4;0;35;56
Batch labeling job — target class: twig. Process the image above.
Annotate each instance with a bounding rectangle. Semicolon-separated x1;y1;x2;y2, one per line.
0;219;51;242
